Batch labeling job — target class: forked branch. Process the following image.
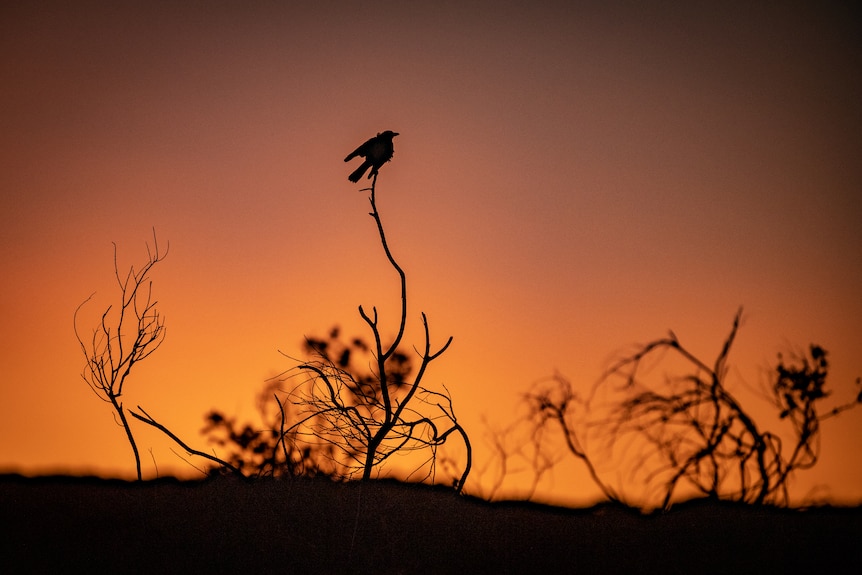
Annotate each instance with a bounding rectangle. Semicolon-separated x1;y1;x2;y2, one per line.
290;171;471;491
74;229;167;480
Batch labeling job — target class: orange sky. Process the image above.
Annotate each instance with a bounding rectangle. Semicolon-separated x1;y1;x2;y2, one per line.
2;2;861;506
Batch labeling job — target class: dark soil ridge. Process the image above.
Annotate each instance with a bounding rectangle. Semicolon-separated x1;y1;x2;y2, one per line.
2;474;860;574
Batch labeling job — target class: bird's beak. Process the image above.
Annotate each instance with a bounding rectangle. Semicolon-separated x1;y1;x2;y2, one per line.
393;132;400;136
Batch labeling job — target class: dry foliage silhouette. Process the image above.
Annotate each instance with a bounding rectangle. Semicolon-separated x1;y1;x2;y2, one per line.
276;172;472;492
199;376;337;479
90;153;470;491
523;308;862;509
74;230;167;480
465;413;559;502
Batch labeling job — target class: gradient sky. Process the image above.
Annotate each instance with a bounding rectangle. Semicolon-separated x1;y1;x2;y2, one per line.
2;1;860;506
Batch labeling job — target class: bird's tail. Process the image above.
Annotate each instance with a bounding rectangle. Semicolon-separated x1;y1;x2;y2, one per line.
348;160;371;183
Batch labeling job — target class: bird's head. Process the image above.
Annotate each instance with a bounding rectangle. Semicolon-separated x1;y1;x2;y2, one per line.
379;130;399;139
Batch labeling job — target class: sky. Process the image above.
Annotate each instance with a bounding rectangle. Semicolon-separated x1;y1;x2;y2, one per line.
2;1;860;507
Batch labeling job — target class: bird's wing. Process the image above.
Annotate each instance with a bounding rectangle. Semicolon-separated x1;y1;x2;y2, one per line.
344;136;376;162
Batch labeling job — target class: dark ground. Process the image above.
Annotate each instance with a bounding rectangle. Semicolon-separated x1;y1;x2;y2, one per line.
1;474;860;574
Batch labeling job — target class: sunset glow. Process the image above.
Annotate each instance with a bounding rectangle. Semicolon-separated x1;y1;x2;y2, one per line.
2;2;860;506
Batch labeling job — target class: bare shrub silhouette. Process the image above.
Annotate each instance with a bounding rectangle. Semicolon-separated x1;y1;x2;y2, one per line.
277;172;472;491
74;230;167;480
110;143;470;491
199;375;336;479
465;415;557;502
520;372;620;503
524;308;862;509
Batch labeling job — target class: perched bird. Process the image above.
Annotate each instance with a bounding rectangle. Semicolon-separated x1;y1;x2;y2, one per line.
344;131;399;182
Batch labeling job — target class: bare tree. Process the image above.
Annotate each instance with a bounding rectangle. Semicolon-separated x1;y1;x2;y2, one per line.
74;230;167;480
279;173;472;492
525;308;862;509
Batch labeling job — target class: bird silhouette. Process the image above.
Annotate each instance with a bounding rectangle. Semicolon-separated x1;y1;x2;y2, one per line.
344;131;399;182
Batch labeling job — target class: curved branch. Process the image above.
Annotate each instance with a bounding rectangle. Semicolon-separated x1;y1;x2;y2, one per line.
130;406;243;477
